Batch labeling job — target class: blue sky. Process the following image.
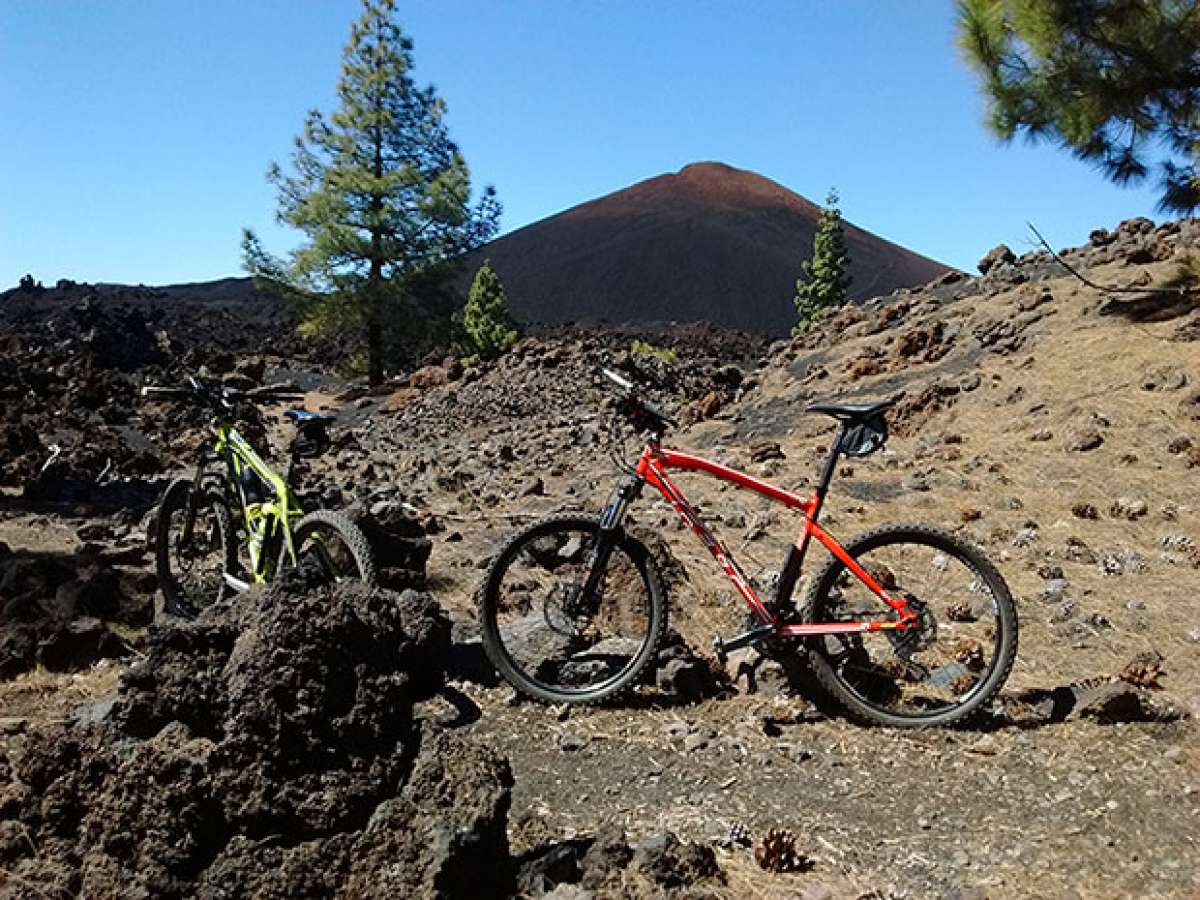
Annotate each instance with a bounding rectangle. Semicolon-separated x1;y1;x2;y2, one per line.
1;1;1166;288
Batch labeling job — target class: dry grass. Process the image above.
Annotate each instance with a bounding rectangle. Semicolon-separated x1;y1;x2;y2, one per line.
0;662;121;725
699;259;1200;711
422;256;1199;713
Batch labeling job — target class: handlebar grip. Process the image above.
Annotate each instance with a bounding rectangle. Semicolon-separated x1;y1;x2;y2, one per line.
141;386;188;398
602;368;635;392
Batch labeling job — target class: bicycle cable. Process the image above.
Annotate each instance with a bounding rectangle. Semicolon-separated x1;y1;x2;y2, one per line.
607;410;636;476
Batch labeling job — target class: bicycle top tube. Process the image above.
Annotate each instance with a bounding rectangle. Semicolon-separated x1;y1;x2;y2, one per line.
634;446;813;513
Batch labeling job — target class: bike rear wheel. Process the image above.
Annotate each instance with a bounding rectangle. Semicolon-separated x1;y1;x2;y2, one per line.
799;523;1017;728
279;510;378;588
478;515;666;705
155;477;237;619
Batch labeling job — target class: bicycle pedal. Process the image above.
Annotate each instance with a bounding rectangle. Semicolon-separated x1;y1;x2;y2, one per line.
712;637;728;665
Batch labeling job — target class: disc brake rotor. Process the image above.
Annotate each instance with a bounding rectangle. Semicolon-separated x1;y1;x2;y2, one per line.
886;593;938;659
544;583;588;637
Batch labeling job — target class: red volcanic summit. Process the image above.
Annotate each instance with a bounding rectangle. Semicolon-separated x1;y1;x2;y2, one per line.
463;162;951;336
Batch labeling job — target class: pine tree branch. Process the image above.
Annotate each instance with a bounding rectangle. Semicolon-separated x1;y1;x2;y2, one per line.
1026;221;1200;296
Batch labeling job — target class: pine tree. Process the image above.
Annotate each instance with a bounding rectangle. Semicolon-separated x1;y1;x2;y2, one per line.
242;0;500;384
461;260;519;362
957;0;1200;212
793;189;852;335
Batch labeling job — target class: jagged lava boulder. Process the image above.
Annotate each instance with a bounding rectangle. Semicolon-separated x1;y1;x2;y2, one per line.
0;576;515;899
0;546;152;678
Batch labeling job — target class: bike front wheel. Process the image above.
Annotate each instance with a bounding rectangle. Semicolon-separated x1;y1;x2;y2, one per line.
478;515;667;705
279;510;378;588
799;523;1018;728
155;477;238;619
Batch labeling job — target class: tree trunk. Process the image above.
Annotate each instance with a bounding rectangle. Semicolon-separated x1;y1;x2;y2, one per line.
366;28;386;387
367;268;383;386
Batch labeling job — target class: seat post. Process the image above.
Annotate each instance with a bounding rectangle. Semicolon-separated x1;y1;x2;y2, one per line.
283;429;302;484
814;423;845;506
766;421;845;619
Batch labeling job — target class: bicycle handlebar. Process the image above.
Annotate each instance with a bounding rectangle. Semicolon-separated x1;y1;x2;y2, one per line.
600;368;678;436
141;376;305;413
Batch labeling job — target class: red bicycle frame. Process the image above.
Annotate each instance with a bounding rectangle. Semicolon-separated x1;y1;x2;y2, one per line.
632;444;918;639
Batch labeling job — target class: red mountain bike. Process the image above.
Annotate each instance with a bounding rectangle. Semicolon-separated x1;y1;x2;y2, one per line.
479;370;1017;727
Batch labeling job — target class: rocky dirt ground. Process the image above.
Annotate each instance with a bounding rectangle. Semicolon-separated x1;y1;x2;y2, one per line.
2;217;1199;898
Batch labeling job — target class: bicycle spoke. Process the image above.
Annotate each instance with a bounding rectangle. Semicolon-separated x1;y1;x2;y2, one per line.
154;479;239;621
169;506;225;608
491;524;653;696
817;538;1008;719
295;529;359;584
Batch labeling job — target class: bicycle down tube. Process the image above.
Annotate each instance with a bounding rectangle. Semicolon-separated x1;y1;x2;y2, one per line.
631;446;918;635
217;425;302;579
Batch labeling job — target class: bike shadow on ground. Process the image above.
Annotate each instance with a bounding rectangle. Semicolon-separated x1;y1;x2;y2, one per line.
970;681;1186;732
499;687;713;714
0;475;166;518
728;650;1187;733
756;678;1187;737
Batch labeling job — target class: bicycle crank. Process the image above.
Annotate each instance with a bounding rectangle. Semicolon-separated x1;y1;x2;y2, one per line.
712;623;780;664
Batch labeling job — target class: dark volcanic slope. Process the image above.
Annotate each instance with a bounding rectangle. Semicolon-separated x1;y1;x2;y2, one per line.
463;162;951;335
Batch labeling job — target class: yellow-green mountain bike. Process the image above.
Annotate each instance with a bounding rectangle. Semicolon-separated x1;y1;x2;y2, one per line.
143;376;376;618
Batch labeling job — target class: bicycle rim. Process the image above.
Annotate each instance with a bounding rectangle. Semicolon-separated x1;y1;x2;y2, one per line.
167;500;228;612
489;523;656;698
811;535;1011;721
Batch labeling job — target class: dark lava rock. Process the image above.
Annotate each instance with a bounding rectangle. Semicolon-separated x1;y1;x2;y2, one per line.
516;826;723;896
724;644;810;698
1006;679;1177;726
748;440;785;463
515;837;592;895
519;475;547;497
655;656;712;700
653;630;727;702
340;729;513;899
36;617;127;672
446;619;501;686
1167;434;1194;454
0;577;519;899
0;552;151;677
354;500;433;591
629;831;721;890
1072;681;1169;724
1065;427;1104;452
1174;309;1200;342
977;244;1016;275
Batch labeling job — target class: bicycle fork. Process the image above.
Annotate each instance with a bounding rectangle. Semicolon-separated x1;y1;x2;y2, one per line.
580;475;644;599
177;447;214;543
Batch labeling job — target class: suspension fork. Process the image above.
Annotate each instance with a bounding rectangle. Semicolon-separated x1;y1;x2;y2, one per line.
179;444;215;542
582;475;645;597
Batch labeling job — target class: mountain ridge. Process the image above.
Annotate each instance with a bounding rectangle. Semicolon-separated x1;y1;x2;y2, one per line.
5;163;949;338
461;161;951;334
